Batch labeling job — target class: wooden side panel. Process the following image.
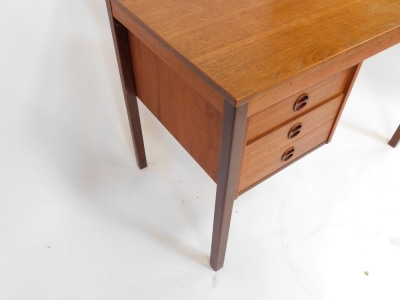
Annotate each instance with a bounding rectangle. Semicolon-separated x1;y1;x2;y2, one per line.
327;63;362;143
128;32;223;181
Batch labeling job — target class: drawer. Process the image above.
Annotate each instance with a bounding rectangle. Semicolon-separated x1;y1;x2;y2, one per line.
238;121;334;193
243;94;344;167
247;67;353;142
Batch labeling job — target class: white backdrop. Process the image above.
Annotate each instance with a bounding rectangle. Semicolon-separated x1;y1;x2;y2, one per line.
1;1;400;299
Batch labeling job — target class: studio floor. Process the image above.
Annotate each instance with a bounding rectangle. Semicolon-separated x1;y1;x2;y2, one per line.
1;1;400;299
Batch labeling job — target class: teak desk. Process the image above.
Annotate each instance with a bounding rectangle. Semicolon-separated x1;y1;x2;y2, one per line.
105;0;400;271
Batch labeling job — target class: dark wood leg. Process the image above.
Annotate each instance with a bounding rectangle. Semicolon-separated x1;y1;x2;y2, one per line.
389;125;400;148
210;101;248;271
106;1;147;169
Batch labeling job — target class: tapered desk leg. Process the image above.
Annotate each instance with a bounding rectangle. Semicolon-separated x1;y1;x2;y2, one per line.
106;1;147;169
210;101;248;271
389;125;400;148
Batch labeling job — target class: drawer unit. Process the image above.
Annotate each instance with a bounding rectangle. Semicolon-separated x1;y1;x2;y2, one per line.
247;67;354;142
237;65;360;194
243;94;344;167
239;120;334;193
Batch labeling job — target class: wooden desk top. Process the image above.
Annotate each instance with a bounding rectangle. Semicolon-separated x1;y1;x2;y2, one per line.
111;0;400;105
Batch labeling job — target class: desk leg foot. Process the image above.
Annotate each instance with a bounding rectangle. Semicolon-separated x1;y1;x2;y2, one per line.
210;101;248;271
106;0;147;169
389;125;400;148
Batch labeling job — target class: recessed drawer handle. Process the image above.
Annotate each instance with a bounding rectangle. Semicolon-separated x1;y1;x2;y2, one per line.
288;123;303;139
281;147;295;162
293;93;309;112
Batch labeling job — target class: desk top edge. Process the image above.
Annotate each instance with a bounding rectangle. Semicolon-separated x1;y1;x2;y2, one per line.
110;0;400;106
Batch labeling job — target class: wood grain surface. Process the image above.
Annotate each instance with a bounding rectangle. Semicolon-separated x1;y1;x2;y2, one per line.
112;3;225;112
238;143;326;196
129;33;223;181
244;95;344;167
238;120;334;192
246;68;352;142
111;0;400;106
327;63;362;143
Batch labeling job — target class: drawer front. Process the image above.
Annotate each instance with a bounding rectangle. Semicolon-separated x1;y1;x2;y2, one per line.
243;94;344;167
239;121;334;192
247;67;353;142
